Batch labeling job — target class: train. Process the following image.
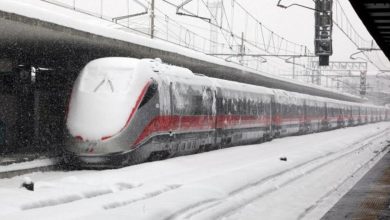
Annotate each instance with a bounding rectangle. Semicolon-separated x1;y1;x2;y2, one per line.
63;57;390;167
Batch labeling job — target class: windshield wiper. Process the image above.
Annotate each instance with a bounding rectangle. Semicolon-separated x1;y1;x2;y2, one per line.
93;78;115;93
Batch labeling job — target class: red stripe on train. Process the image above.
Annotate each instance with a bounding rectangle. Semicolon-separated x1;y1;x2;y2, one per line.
133;115;272;146
133;113;372;146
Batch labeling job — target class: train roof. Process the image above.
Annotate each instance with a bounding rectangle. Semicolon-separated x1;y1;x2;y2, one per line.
91;58;389;110
212;78;275;96
86;57;140;69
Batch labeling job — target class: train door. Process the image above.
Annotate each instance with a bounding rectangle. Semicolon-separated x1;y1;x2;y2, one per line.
264;95;273;140
303;100;308;132
347;106;353;126
167;81;177;153
201;85;217;150
322;102;328;130
215;87;232;147
271;97;281;138
214;88;222;148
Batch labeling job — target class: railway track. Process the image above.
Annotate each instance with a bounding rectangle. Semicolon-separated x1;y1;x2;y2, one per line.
165;128;390;220
2;124;390;220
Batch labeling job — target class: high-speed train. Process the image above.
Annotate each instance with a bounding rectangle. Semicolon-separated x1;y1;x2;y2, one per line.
64;57;390;167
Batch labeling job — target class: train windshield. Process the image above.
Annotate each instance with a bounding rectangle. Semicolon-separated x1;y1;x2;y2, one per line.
79;66;134;93
67;58;139;141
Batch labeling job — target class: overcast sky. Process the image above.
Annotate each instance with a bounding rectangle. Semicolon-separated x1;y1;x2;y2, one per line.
238;0;390;74
72;0;390;75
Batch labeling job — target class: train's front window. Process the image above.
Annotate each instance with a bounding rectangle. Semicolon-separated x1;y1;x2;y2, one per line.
80;66;134;93
67;58;139;141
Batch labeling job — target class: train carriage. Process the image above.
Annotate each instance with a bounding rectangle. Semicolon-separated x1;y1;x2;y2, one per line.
373;107;379;122
215;79;273;147
166;71;217;155
340;103;350;127
272;90;305;137
379;107;386;121
348;104;360;126
64;57;390;168
360;106;369;124
325;101;343;129
303;97;326;133
368;107;375;123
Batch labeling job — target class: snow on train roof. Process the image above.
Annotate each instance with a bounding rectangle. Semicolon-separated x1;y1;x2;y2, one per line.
148;60;216;88
272;88;376;109
145;59;194;77
213;77;275;96
149;59;388;109
148;58;274;95
86;57;140;68
86;57;387;110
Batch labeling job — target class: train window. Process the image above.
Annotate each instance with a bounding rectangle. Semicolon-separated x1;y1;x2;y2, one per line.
222;98;227;114
226;99;233;114
285;104;290;116
238;98;242;114
201;89;214;115
138;81;158;109
251;100;257;116
240;98;245;115
286;104;289;116
81;66;134;93
291;105;294;116
258;101;262;115
263;103;266;116
192;95;203;115
228;98;232;114
291;104;294;116
244;98;249;115
247;100;251;115
234;98;238;114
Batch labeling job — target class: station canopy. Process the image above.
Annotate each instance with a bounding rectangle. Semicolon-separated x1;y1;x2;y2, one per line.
349;0;390;61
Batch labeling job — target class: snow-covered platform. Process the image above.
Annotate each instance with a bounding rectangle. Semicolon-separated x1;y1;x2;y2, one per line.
0;152;49;166
0;153;56;179
0;123;389;220
321;148;390;220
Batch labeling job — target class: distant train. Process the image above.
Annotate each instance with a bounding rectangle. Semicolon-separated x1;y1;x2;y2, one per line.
64;57;390;167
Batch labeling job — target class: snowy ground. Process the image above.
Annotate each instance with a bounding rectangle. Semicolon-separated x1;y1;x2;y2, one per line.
0;122;390;220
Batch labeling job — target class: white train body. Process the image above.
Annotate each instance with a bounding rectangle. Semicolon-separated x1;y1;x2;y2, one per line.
64;57;390;167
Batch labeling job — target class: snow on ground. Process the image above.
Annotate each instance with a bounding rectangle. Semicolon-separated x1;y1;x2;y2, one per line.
0;122;390;220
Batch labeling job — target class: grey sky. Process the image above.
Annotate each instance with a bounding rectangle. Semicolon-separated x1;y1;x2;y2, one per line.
239;0;390;73
68;0;390;75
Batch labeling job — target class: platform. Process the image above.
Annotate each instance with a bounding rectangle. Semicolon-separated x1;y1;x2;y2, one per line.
322;148;390;220
0;152;49;166
0;151;55;179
